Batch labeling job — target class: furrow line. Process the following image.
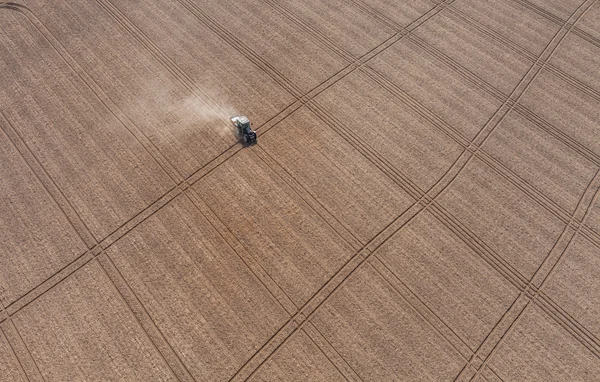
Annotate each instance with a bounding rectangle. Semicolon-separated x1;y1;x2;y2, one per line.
0;319;44;381
371;257;474;360
174;0;304;97
6;3;184;185
342;0;401;31
406;34;509;101
96;0;232;112
466;111;600;379
251;145;364;249
184;187;300;316
537;290;600;345
420;4;600;110
1;7;201;379
573;27;600;48
360;66;571;223
545;63;600;102
514;104;600;166
302;323;363;381
307;101;424;199
510;0;565;25
0;109;96;247
260;0;355;62
2;0;455;350
230;200;430;381
444;6;537;61
580;225;600;248
359;65;470;145
0;323;29;381
1;2;446;381
96;253;196;381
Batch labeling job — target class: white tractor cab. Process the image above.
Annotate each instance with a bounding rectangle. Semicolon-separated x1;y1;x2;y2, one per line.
231;116;257;145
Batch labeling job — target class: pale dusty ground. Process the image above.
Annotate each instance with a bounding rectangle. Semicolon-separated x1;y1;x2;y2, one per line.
2;0;600;381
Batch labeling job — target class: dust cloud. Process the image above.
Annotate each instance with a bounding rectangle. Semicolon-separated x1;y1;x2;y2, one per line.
170;96;238;138
125;75;240;141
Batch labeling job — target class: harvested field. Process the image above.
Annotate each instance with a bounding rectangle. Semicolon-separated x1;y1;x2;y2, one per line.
2;0;600;380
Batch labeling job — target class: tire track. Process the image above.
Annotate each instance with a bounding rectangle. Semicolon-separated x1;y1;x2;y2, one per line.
230;201;428;382
510;0;566;25
460;167;600;381
171;0;305;98
406;34;508;101
444;6;538;61
97;0;297;109
300;86;600;377
514;104;600;166
456;3;600;377
0;5;199;380
338;0;600;166
274;0;600;225
0;0;453;330
1;4;366;380
5;0;600;380
355;66;573;222
545;63;600;102
1;1;458;380
439;4;600;106
573;26;600;48
370;257;474;359
1;2;184;188
288;0;600;376
302;323;363;381
259;0;356;62
250;146;364;250
0;319;44;381
0;108;96;247
0;324;29;381
97;0;375;302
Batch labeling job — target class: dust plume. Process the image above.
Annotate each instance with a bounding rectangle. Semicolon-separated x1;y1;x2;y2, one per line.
124;75;240;141
169;96;238;138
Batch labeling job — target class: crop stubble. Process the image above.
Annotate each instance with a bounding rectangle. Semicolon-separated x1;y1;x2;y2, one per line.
0;123;86;306
22;0;294;178
452;0;562;55
10;261;176;381
249;330;346;382
2;0;600;380
488;304;600;381
104;195;289;381
260;107;414;243
0;9;174;239
0;329;25;382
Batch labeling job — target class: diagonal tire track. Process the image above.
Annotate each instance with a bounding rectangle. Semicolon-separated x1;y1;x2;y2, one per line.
2;0;596;380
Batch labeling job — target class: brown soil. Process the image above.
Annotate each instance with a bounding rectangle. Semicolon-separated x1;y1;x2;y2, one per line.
2;0;600;380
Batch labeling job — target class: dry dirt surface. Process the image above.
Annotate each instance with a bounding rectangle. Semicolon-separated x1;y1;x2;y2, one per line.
1;0;600;380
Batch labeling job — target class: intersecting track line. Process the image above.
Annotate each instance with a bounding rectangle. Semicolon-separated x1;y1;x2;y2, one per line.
345;0;600;171
253;0;600;237
0;0;493;380
0;0;450;378
245;0;600;367
345;0;600;165
0;4;195;380
235;0;600;379
94;0;600;378
3;1;596;380
302;322;363;381
447;3;600;378
460;167;600;381
369;257;473;359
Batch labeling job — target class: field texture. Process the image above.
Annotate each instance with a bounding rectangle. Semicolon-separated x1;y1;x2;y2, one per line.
1;0;600;380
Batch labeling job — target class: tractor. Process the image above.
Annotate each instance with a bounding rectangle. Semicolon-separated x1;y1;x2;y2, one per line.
231;116;257;145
